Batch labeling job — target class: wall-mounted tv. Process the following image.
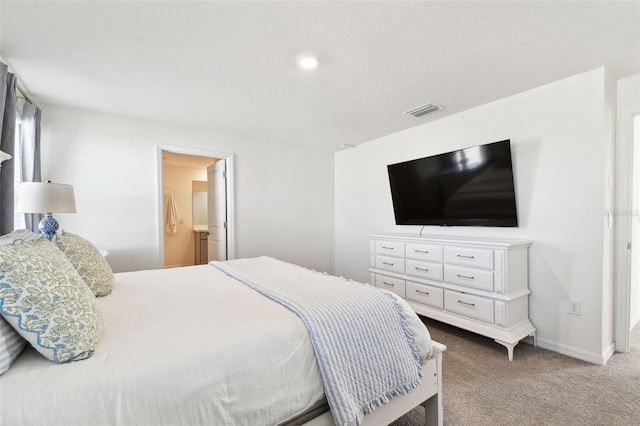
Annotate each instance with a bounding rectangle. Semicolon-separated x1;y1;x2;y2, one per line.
387;139;518;227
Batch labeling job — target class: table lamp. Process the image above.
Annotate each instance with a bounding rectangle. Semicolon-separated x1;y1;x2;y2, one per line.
17;181;77;240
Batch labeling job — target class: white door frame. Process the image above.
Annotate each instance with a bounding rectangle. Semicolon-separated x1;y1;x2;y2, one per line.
156;144;235;268
613;108;639;353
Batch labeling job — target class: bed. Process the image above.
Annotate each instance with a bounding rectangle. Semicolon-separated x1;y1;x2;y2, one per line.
0;232;445;426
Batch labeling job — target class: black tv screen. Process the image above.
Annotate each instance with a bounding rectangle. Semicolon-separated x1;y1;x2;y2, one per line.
387;140;518;227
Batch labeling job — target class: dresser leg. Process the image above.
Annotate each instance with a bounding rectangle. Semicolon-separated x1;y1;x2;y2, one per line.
494;339;517;361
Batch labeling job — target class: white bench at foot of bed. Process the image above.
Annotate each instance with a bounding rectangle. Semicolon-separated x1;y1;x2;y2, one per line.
304;341;446;426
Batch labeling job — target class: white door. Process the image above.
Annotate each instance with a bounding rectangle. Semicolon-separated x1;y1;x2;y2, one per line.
207;160;227;261
615;113;640;353
630;115;640;336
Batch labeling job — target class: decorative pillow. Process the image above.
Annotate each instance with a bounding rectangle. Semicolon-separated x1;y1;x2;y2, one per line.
0;316;26;375
0;229;41;245
0;238;103;363
0;229;38;373
56;230;113;297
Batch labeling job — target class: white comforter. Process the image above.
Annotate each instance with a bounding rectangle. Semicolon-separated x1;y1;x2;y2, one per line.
0;264;431;426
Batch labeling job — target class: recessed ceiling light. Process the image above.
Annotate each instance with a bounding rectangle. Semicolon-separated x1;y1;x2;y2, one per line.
297;55;318;70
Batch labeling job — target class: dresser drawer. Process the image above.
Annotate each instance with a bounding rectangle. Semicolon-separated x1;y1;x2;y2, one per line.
405;243;442;262
444;265;494;291
406;282;443;309
375;274;406;298
405;259;443;282
444;246;493;269
375;255;405;274
444;290;494;323
375;240;405;258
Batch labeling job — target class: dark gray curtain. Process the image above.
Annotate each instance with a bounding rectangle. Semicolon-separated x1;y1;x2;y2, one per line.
0;63;17;236
21;103;43;232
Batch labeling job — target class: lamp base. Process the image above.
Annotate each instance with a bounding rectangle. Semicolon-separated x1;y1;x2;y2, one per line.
39;214;59;241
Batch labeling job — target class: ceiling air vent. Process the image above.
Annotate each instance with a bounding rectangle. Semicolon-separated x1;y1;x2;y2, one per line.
404;103;443;118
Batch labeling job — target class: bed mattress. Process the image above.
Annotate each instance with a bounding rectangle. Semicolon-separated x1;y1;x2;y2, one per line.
0;264;431;426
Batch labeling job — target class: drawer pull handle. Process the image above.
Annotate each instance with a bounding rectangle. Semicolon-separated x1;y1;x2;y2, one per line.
382;246;394;250
414;250;429;254
457;274;475;280
457;254;475;259
415;289;430;295
382;262;394;266
415;267;429;272
457;300;475;307
383;282;395;287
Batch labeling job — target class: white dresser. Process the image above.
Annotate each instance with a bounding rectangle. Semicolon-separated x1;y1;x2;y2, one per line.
369;234;535;360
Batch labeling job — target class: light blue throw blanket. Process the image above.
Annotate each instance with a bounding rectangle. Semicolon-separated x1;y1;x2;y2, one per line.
210;257;422;426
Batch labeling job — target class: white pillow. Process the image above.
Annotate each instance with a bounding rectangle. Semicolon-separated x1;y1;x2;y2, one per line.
0;316;25;375
0;229;41;246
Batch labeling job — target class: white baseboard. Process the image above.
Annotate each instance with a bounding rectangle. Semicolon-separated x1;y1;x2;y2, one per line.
536;337;610;365
601;342;615;364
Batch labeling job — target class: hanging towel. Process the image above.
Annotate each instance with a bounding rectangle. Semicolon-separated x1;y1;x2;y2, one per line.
165;193;180;235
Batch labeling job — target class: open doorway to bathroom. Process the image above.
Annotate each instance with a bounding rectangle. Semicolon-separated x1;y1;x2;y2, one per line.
157;145;235;269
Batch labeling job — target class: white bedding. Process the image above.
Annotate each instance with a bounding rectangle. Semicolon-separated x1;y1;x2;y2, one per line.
0;264;432;426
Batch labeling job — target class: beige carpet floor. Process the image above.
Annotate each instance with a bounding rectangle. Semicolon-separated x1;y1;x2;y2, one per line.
391;318;640;426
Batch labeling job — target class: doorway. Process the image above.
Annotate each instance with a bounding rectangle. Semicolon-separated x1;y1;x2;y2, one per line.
630;115;640;330
157;145;235;268
614;112;640;353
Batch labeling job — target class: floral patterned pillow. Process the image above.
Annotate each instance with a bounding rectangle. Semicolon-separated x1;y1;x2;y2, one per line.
0;230;38;374
0;238;103;363
56;230;113;297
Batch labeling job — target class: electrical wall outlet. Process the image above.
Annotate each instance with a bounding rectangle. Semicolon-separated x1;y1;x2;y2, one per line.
569;300;581;316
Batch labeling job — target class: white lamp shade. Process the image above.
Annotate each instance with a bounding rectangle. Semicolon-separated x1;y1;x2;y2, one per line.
17;182;77;214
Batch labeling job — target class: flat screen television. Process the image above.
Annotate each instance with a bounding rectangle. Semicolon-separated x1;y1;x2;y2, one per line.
387;139;518;227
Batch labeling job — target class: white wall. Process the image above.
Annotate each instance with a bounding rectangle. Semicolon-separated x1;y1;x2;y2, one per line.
335;68;616;363
40;105;335;274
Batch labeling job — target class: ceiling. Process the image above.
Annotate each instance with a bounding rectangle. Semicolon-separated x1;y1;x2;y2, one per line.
1;1;639;153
